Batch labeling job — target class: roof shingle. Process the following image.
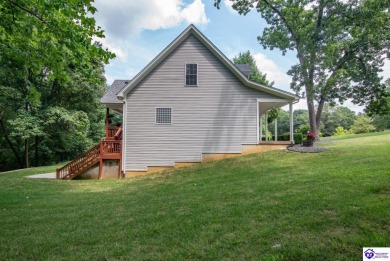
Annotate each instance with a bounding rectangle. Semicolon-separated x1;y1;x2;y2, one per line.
100;80;130;104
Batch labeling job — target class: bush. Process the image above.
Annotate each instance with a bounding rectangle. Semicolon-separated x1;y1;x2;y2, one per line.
333;126;349;136
350;115;376;134
298;124;311;135
321;132;333;137
278;133;303;144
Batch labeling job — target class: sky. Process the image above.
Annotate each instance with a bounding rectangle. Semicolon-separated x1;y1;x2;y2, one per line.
92;0;389;112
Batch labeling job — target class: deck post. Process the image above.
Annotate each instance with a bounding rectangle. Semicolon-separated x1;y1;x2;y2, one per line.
98;141;103;179
289;102;294;143
105;108;109;140
119;140;123;178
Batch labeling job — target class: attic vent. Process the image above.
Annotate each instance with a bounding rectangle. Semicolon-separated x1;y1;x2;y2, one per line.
155;108;172;124
124;81;128;84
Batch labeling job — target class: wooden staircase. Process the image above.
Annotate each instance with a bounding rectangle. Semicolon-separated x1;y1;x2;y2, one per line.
56;139;122;179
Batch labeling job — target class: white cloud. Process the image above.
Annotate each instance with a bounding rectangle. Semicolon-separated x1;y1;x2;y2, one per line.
252;52;292;91
97;37;128;62
181;0;209;26
94;0;209;38
93;0;209;83
223;0;236;14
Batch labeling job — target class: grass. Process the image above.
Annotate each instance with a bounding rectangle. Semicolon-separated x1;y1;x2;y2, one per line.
0;132;389;260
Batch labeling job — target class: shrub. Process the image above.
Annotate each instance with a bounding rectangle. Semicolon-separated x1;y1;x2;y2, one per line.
278;133;303;144
298;124;311;135
350;115;376;134
321;132;333;137
333;126;349;136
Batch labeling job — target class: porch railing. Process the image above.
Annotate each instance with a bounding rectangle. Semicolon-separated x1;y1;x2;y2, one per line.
106;126;119;140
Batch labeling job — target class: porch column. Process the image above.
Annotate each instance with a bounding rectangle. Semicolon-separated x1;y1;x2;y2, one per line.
289;102;294;143
265;112;268;141
259;115;263;142
105;108;109;140
274;118;278;141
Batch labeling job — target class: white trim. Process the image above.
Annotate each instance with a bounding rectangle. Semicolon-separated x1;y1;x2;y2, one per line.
257;98;290;103
202;150;242;154
184;63;198;87
274;118;278;141
265;112;268;141
289;102;294;143
155;107;172;124
259;115;263;142
256;101;259;144
122;100;127;173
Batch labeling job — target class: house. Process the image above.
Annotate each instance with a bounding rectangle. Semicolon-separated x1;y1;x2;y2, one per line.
56;25;298;179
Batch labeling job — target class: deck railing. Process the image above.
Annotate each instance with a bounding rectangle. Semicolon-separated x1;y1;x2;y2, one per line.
102;140;121;155
106;127;119;140
56;140;121;179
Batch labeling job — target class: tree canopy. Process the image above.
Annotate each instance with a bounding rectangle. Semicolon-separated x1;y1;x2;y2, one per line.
233;51;274;86
0;0;115;170
321;104;356;135
215;0;390;138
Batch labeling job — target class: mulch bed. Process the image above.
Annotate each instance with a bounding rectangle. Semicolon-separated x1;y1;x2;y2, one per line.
287;144;328;153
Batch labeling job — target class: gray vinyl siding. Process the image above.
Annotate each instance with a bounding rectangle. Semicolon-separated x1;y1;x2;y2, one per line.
125;35;281;170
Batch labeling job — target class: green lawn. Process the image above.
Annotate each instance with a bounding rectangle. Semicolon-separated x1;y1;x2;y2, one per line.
0;133;389;260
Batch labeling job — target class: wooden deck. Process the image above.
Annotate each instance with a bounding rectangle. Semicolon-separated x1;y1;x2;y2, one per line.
56;140;122;179
56;121;122;179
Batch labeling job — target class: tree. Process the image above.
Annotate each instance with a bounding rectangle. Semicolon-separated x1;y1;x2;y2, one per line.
292;109;309;132
372;115;390;131
267;109;290;135
233;51;274;86
350;114;376;134
365;79;390;116
215;0;390;139
321;104;356;134
0;0;115;169
0;60;107;171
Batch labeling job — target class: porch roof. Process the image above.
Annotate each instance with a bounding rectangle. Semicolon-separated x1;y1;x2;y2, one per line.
101;80;130;104
258;98;292;115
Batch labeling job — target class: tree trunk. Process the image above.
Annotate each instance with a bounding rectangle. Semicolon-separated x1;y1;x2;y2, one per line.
304;74;318;139
0;119;24;168
307;99;317;136
34;136;39;167
25;139;29;168
315;98;326;141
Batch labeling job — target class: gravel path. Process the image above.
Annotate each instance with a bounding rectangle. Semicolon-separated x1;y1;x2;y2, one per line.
26;173;56;179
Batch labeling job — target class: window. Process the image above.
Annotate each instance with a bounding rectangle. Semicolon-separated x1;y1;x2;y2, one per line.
156;108;172;124
185;63;197;86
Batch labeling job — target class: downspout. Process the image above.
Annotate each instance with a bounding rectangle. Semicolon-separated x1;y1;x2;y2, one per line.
122;100;127;178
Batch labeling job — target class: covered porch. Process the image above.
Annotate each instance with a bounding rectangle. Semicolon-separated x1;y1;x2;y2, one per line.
257;98;295;145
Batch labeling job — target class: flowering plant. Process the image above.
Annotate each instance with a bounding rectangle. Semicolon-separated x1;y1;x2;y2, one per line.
307;131;315;137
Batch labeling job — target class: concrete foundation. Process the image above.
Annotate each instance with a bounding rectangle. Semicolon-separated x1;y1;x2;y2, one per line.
75;160;120;179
